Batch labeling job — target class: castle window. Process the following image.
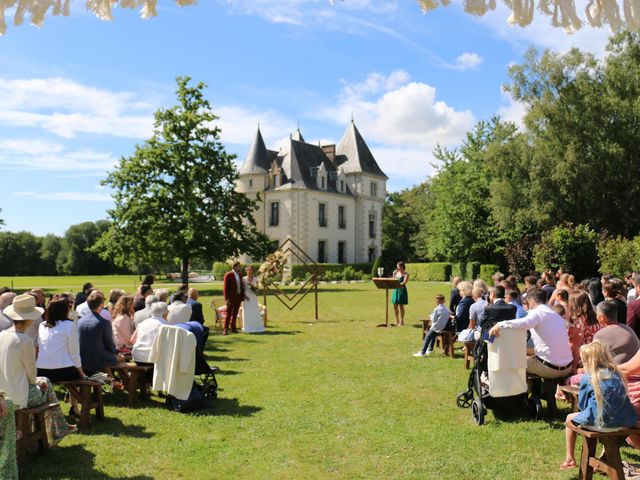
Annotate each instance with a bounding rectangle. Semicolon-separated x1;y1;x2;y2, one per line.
338;241;346;264
321;176;326;189
369;213;376;239
368;247;376;263
270;202;280;227
319;203;327;227
318;240;326;263
370;182;378;197
273;174;279;187
249;179;253;188
338;206;346;229
340;180;344;192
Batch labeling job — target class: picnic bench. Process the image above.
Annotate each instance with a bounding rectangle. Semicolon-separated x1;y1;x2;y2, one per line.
566;422;640;480
106;363;154;407
435;331;456;358
58;379;104;429
14;402;59;466
559;384;580;413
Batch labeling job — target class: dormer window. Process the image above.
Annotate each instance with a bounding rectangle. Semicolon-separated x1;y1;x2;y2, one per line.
273;174;279;187
340;180;344;192
321;176;326;189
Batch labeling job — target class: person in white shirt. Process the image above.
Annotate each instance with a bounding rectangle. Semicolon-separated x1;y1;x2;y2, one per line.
413;294;451;356
131;302;168;364
134;295;158;329
468;287;487;329
167;292;192;325
489;288;573;379
628;273;640;303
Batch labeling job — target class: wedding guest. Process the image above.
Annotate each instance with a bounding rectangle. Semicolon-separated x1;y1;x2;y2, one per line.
473;279;489;300
468;287;487;329
593;300;639;364
454;281;474;332
155;288;169;303
74;282;93;309
627;273;639;303
522;276;538;297
77;291;121;374
134;284;153;312
167;292;192;325
568;291;603;373
478;285;516;328
449;277;462;313
76;288;112;321
134;295;158;329
107;289;125;318
391;262;409;326
542;272;556;302
0;294;76;444
112;295;135;351
603;280;626;324
491;271;505;286
0;292;16;331
131;302;168;364
187;288;205;325
507;290;527;319
223;262;245;335
413;294;451;356
587;277;605;306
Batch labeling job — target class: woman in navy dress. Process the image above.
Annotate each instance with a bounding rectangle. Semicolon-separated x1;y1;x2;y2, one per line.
392;262;409;326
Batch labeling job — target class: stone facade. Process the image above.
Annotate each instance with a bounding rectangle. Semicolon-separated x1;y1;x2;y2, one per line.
236;122;387;264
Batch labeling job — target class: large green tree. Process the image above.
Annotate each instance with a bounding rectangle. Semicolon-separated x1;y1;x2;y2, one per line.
58;221;120;275
96;76;270;284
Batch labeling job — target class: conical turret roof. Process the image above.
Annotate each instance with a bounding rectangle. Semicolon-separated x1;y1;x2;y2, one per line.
335;121;388;179
292;128;305;143
239;127;270;175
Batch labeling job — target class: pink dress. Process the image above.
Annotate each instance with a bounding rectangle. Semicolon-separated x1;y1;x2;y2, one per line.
625;374;640;448
112;314;134;350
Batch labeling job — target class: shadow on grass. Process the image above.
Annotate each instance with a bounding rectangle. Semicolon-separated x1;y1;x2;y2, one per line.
205;355;250;363
80;416;155;439
194;397;262;417
216;369;241;376
25;444;154;479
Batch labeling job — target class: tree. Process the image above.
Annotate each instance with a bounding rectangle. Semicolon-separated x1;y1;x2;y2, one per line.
96;76;270;285
58;221;120;275
40;234;62;276
0;231;43;275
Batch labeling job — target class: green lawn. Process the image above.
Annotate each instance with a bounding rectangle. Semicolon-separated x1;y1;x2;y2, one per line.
19;280;627;479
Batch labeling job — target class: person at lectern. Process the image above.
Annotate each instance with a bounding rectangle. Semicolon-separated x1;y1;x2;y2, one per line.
392;261;409;326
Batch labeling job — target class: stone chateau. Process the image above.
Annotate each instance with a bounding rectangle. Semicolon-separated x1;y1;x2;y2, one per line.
236;122;388;264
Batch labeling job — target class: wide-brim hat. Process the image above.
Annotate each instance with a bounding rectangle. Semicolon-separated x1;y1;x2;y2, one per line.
3;293;44;321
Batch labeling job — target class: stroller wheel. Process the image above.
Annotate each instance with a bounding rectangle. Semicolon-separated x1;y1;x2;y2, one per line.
456;391;473;409
527;395;543;421
202;382;218;400
472;399;485;425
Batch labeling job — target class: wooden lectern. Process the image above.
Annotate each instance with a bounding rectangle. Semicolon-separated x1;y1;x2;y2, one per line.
372;277;402;327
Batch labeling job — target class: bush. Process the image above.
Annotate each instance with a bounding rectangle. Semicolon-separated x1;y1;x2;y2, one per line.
504;234;539;280
371;256;383;277
468;262;481;280
290;263;370;281
451;262;467;280
406;263;452;282
598;236;639;278
532;223;599;281
213;262;230;280
479;264;500;284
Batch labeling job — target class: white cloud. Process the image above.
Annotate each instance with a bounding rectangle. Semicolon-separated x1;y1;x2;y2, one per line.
339;69;410;100
370;146;437;185
455;52;483;70
0;77;155;138
14;191;113;202
215;105;294;146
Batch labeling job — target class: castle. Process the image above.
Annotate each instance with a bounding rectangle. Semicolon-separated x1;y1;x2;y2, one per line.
236;121;388;264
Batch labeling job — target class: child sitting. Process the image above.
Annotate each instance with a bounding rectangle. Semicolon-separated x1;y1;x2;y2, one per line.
413;295;451;357
561;341;637;470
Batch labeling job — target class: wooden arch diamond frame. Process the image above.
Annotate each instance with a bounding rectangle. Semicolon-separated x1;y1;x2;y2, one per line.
261;238;319;320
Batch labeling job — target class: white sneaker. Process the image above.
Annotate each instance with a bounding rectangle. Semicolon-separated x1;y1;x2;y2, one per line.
413;352;425;357
425;350;433;355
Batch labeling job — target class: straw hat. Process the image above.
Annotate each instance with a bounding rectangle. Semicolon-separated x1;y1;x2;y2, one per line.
3;294;44;321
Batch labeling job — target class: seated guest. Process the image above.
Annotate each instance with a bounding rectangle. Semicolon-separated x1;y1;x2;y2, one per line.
134;295;158;329
37;296;87;382
593;300;639;364
0;292;16;332
472;279;489;300
155;288;169;303
628;273;639;303
489;288;573;379
134;284;153;312
0;294;76;443
187;288;205;324
567;291;602;373
491;271;505;286
174;321;209;353
169;284;188;305
507;290;527;319
541;272;556;302
76;288;112;321
78;291;122;374
413;294;451;357
603;280;627;324
112;295;135;351
587;277;605;306
74;282;93;309
453;282;474;332
522;275;538;298
468;287;487;329
24;289;45;347
0;390;17;478
449;277;462;313
131;302;168;364
107;289;125;318
478;286;517;328
167;292;192;325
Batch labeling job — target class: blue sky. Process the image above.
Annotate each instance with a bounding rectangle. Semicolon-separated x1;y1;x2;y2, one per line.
0;0;611;235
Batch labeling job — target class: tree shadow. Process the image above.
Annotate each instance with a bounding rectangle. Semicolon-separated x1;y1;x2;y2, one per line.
258;330;302;336
204;354;250;363
194;397;262;417
216;369;240;376
80;416;155;439
25;444;154;479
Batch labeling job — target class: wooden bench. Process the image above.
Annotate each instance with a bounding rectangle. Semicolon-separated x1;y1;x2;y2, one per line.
14;402;59;466
58;380;104;429
528;375;568;418
559;384;580;413
463;341;475;369
435;331;456;358
106;363;154;407
420;319;432;340
567;422;640;480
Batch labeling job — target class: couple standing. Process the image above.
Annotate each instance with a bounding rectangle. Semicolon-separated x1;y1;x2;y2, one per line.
222;261;264;335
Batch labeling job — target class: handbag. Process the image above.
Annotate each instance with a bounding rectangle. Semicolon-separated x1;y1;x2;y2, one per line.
457;328;475;342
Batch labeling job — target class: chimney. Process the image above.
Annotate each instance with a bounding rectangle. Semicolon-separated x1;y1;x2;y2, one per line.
322;144;336;164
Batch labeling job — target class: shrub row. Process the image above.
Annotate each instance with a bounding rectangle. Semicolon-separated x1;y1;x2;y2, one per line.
451;262;480;281
478;264;500;284
406;263;452;282
214;261;372;282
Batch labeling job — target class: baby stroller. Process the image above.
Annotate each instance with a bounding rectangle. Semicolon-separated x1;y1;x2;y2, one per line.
194;348;219;400
456;321;534;425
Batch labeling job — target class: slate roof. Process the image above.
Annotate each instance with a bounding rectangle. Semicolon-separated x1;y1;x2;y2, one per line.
239;127;270;174
335;121;388;179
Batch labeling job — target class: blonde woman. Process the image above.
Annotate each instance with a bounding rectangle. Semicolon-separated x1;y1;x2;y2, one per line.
454;281;474;332
112;295;135;351
561;342;636;470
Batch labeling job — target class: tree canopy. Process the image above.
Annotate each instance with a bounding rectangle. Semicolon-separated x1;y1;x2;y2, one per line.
96;76;270;284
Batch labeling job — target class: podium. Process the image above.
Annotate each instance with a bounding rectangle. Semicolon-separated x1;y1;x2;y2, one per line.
372;277;402;327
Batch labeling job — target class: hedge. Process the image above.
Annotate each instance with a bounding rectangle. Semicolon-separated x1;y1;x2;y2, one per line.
290;263;371;281
479;264;500;284
213;262;262;280
406;263;452;282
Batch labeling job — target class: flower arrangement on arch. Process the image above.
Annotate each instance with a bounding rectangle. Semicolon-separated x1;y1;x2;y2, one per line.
258;250;287;286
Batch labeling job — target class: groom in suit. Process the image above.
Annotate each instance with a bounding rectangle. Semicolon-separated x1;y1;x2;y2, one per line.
223;261;245;335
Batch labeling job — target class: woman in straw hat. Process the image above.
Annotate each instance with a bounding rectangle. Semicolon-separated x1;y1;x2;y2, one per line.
0;294;77;445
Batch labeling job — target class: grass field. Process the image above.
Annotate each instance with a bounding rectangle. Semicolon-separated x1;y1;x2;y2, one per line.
17;279;631;479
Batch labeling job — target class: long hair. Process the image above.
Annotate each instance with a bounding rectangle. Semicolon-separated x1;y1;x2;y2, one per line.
568;291;598;326
44;296;70;327
112;295;134;318
580;341;623;427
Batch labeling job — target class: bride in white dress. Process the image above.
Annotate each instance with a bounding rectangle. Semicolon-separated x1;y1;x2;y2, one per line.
242;266;264;333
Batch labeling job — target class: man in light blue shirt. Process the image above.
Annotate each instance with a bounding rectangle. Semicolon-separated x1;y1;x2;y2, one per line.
507;290;528;319
413;294;451;357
